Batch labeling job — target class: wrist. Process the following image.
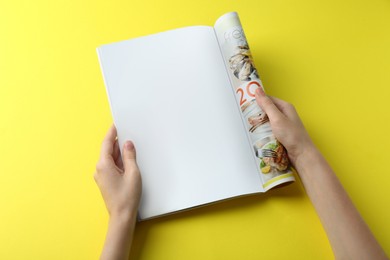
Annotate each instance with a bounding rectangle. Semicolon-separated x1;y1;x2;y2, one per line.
110;209;138;225
293;143;322;174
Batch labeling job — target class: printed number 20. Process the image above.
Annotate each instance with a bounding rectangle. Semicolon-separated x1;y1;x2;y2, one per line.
236;81;261;106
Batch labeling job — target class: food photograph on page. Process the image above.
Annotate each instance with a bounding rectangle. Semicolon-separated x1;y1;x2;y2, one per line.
229;45;259;81
255;137;290;180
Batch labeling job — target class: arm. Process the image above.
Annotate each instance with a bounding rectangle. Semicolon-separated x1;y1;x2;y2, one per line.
255;88;387;260
94;125;142;260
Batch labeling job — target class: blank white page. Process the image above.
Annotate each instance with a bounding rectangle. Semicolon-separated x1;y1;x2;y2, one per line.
97;26;263;220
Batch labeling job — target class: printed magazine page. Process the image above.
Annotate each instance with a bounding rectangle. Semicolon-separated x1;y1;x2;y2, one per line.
214;12;295;190
97;26;267;219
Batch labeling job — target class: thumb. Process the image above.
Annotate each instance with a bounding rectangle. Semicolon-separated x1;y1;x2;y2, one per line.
255;87;285;123
122;141;138;172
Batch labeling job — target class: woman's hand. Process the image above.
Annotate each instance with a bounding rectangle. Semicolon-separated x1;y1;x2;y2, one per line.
95;124;142;260
94;124;142;219
255;87;315;168
255;88;387;259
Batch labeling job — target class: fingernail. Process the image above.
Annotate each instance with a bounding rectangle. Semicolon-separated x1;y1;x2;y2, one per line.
256;87;265;97
125;141;134;150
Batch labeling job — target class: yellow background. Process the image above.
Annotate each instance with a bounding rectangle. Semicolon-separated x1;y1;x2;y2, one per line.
1;0;389;259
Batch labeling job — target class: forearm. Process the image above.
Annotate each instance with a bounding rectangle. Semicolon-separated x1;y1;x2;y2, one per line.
100;212;137;260
295;145;387;259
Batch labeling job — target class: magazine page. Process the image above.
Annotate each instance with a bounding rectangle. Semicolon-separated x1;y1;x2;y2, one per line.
214;12;295;191
97;26;264;219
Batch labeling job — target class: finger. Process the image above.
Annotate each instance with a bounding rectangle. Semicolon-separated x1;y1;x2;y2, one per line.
122;141;138;173
113;138;120;161
100;124;117;159
255;88;285;123
112;138;124;170
115;154;124;171
269;96;300;121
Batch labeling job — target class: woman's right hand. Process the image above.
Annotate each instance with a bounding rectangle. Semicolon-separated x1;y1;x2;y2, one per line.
255;87;316;168
255;87;388;259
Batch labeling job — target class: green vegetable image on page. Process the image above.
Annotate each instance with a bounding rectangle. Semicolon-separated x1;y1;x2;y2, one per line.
260;160;266;168
265;143;277;150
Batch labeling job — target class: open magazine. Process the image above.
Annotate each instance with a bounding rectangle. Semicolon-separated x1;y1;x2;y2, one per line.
97;12;295;220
